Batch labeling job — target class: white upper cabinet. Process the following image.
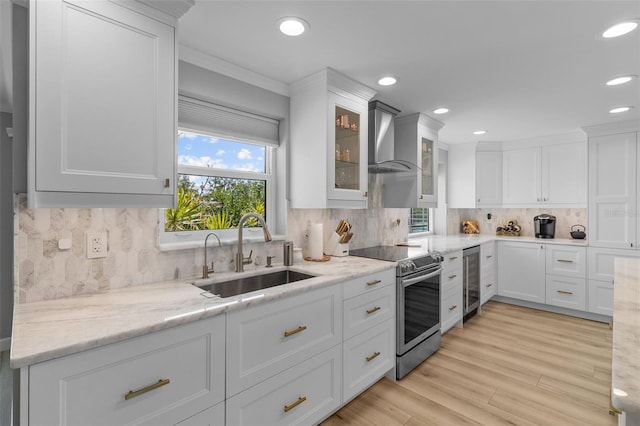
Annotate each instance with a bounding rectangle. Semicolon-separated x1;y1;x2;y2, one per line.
503;142;587;207
384;113;443;208
29;0;190;208
290;68;376;209
588;132;638;249
447;144;502;209
476;150;503;206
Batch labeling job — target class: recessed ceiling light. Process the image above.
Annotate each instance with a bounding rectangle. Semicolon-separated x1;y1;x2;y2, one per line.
606;75;636;86
277;17;309;36
602;21;638;38
377;76;397;86
473;130;487;135
609;106;633;114
433;108;449;114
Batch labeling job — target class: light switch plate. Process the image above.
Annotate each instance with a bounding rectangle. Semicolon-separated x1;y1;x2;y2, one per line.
86;231;108;259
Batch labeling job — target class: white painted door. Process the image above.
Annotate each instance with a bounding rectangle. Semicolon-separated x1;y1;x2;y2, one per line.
588;133;637;249
498;241;546;303
476;151;503;206
502;147;541;205
32;0;175;198
541;143;587;205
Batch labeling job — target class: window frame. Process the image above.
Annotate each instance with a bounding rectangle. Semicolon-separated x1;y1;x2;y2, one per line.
158;127;276;247
408;207;434;237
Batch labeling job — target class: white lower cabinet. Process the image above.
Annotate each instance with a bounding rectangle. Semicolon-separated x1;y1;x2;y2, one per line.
226;345;342;426
480;242;497;305
587;247;640;316
498;241;546;303
175;402;225;426
588;279;614;316
545;275;586;311
441;251;463;333
26;316;225;426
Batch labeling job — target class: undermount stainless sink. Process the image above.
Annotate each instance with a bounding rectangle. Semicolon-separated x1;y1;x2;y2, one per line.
195;270;316;298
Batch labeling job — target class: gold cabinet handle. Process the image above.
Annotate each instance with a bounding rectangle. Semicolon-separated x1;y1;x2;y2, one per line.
449;256;458;261
284;325;307;338
557;290;573;295
448;274;457;280
125;378;170;401
163;178;170;188
557;259;574;263
609;389;622;415
367;279;382;286
449;304;457;311
366;306;381;315
363;192;368;198
486;283;493;288
284;396;307;413
486;255;493;259
419;195;424;200
366;351;381;362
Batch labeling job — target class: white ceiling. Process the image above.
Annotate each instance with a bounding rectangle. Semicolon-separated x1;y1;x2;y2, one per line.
179;1;640;145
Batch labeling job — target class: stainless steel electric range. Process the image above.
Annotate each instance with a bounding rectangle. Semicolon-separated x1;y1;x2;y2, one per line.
349;245;443;379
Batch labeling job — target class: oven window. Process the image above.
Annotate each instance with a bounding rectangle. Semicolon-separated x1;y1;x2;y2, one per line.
404;276;440;344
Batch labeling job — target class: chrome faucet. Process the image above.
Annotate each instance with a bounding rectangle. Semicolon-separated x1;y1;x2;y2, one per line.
236;213;272;272
202;232;221;279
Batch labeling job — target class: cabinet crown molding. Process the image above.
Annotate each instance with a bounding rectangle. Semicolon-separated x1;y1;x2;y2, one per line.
395;112;445;132
582;119;640;137
111;0;195;23
290;67;377;102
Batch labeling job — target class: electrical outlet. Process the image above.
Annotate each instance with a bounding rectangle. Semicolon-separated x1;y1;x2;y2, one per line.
86;231;108;259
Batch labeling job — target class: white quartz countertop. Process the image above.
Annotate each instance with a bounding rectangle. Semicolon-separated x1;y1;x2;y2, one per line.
408;234;587;253
612;257;640;418
11;256;394;369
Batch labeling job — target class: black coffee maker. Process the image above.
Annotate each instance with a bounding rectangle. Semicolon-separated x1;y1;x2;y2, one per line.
534;214;556;239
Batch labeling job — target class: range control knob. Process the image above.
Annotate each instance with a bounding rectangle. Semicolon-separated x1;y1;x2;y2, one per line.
399;260;417;274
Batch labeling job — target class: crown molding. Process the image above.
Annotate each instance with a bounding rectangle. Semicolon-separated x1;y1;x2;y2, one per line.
179;45;290;97
582;119;640;137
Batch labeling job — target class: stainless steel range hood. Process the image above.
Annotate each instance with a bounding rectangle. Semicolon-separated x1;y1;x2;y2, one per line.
368;101;419;173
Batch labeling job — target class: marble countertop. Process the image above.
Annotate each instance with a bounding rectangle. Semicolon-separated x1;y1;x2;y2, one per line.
408;234;587;254
11;256;394;369
612;257;640;417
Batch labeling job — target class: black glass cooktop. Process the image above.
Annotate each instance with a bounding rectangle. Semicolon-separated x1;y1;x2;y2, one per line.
349;245;427;262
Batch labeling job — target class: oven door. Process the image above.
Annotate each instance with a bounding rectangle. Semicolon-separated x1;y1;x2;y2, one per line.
397;267;441;356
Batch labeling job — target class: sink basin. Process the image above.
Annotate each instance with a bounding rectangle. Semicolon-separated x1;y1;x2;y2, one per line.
195;270;316;298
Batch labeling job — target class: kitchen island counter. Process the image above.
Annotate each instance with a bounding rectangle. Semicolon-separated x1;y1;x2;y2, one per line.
409;234;588;254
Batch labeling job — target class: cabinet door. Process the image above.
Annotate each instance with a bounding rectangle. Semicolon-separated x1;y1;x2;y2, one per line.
327;92;368;206
175;402;224;426
418;135;438;205
31;0;175;203
476;151;503;206
588;133;637;248
587;279;613;316
497;241;546;302
541;143;587;205
503;147;541;205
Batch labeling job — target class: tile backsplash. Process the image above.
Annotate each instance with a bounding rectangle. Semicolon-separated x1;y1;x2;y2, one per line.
449;207;587;239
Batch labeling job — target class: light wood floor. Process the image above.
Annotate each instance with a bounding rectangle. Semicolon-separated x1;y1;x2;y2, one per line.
323;301;615;426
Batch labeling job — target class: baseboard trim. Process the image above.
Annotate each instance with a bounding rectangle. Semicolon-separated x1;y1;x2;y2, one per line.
491;296;612;323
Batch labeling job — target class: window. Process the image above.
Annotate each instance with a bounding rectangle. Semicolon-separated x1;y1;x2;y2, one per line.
159;96;279;246
409;208;432;234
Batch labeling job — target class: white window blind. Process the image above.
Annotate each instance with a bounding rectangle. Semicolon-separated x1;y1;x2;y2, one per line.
178;95;280;147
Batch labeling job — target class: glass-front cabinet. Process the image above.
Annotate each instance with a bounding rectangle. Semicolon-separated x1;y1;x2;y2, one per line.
420;137;435;203
289;68;375;209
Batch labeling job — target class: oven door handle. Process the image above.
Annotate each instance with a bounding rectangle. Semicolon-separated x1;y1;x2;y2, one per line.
401;268;442;286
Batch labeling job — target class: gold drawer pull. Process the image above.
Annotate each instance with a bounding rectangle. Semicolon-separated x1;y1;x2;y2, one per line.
609;390;622;415
367;279;382;286
449;304;457;311
284;325;307;338
366;351;381;362
449;256;458;261
366;306;381;315
448;274;457;280
557;290;574;295
486;283;493;288
284;396;307;413
124;378;170;401
557;259;574;263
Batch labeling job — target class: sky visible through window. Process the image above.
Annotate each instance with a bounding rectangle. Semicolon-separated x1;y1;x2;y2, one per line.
178;131;266;173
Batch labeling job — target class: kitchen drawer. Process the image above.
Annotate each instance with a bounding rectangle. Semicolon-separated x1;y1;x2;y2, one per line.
442;272;462;299
481;267;497;305
441;250;463;270
588;247;640;282
441;288;463;334
226;345;341;426
343;285;394;340
175;401;224;426
343;268;395;300
545;275;586;311
481;242;496;266
28;316;225;426
588;279;613;316
546;245;586;278
442;263;463;294
226;283;341;396
343;318;394;402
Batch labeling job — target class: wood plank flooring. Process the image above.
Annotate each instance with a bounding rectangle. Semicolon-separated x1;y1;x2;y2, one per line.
323;301;615;426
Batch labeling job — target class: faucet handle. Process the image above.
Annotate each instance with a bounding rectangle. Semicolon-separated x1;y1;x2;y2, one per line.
243;250;253;265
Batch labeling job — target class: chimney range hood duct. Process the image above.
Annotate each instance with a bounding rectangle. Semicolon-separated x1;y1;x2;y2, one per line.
368;101;418;173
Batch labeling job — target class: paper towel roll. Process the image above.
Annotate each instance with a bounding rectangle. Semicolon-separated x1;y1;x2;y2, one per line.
309;223;324;260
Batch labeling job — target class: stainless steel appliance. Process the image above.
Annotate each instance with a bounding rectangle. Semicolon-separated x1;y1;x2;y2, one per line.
349;246;442;379
534;214;556;239
463;246;480;321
